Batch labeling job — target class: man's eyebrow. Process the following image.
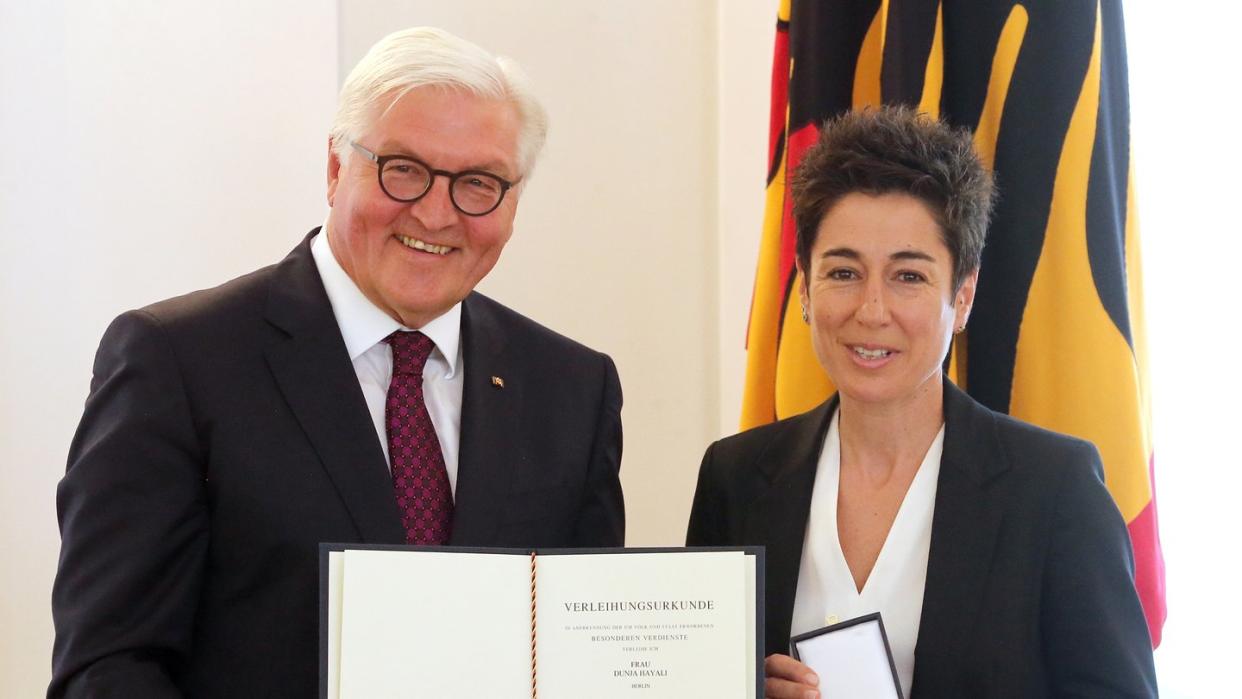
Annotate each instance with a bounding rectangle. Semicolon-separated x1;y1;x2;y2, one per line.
468;160;513;176
374;142;513;176
374;141;419;158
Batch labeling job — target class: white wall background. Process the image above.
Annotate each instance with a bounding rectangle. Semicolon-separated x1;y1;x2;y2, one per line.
1;0;1233;696
1;1;339;694
1127;5;1242;697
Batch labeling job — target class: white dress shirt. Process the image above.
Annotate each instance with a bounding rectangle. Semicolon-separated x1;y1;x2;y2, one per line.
310;229;464;496
790;412;944;698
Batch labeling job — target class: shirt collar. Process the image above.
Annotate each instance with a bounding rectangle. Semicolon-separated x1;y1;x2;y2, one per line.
311;224;462;377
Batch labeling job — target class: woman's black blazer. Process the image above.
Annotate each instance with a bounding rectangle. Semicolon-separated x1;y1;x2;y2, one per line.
687;380;1157;697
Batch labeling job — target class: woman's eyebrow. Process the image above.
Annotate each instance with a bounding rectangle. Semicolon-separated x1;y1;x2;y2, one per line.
818;248;936;262
819;247;859;260
891;250;936;263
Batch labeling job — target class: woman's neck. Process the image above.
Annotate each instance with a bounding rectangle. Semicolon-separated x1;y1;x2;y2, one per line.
837;374;945;483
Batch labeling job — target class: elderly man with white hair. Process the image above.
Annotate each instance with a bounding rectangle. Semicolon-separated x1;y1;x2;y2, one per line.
50;27;623;697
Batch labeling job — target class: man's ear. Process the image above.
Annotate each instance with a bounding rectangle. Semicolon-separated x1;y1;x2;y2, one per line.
326;137;342;207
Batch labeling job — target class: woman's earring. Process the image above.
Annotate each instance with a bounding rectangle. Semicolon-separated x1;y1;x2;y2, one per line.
801;304;809;324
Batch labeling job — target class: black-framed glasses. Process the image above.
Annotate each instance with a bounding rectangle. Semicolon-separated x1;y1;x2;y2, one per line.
350;141;516;216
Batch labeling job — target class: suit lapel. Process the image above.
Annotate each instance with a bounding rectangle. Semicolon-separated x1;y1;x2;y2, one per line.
263;231;404;544
451;293;525;545
913;381;1008;683
745;399;834;655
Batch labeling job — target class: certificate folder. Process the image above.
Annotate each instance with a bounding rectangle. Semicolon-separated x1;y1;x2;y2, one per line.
320;545;763;699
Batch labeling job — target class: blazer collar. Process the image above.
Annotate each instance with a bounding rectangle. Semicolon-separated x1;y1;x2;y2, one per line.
912;380;1009;690
263;230;405;544
449;292;526;544
939;379;1010;485
747;398;835;655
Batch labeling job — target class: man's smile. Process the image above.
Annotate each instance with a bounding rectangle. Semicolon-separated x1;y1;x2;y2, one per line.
397;234;454;255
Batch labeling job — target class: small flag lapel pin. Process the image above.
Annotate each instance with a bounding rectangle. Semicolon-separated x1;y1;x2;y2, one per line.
491;376;505;389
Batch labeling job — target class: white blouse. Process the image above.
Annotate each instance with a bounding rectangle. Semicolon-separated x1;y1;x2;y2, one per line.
790;412;944;698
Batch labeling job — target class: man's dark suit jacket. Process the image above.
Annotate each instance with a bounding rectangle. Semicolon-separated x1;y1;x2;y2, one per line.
50;230;624;698
686;380;1157;697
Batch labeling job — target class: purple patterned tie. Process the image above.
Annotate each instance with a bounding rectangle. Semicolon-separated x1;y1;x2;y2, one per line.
384;331;453;545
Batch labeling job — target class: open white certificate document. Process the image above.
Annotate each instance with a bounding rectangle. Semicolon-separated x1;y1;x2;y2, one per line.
322;546;762;699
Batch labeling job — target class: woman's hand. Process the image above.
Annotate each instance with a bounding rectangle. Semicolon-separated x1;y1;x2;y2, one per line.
764;653;820;698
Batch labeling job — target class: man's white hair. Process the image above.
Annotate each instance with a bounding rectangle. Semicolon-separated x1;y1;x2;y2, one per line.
330;27;548;178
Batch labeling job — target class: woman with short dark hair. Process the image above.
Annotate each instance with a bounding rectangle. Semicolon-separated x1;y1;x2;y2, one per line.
687;106;1156;698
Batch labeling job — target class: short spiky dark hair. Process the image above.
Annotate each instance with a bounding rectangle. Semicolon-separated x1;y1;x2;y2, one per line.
791;106;994;290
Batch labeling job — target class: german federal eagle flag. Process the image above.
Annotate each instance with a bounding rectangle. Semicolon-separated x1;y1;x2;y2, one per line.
741;0;1165;644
